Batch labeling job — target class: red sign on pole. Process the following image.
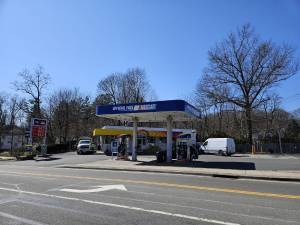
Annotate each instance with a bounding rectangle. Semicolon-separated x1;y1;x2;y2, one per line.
31;126;46;137
31;118;47;138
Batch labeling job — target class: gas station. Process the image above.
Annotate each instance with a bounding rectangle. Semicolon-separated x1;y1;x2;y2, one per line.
96;100;201;162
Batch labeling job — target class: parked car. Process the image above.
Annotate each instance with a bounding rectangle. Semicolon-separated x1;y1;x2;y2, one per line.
77;139;96;154
200;138;235;156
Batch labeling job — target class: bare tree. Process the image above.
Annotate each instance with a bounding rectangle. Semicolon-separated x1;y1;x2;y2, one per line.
97;73;121;105
97;67;152;105
47;88;94;145
94;94;114;106
13;65;51;118
7;96;26;154
293;107;300;119
0;94;8;147
197;24;299;144
126;68;150;103
262;93;281;138
48;89;77;144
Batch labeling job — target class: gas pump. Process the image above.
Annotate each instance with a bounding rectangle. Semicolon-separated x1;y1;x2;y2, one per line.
176;141;188;160
176;133;198;161
116;134;130;160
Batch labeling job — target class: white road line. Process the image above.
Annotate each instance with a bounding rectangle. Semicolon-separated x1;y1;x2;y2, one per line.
0;186;239;225
0;182;23;186
125;189;300;212
60;184;127;193
92;191;299;224
47;181;89;192
0;211;48;225
0;199;16;205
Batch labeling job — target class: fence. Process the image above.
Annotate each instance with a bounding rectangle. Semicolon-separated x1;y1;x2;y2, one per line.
236;143;300;154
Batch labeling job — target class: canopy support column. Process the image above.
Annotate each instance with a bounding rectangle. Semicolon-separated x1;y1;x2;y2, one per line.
166;115;173;163
132;117;138;161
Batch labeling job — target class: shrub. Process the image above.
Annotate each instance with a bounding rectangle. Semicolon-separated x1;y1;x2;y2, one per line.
11;147;25;157
11;146;37;159
46;144;69;154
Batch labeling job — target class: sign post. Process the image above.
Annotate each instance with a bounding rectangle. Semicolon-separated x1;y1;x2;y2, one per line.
31;118;48;156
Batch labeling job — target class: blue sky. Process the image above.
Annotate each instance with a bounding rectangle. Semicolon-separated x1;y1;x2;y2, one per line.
0;0;299;111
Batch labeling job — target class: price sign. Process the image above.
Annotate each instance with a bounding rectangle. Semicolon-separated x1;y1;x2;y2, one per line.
31;118;47;138
32;126;46;137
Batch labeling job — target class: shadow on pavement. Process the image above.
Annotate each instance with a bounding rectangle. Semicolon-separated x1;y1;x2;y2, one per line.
35;155;61;162
137;160;256;170
230;155;250;158
94;152;105;155
80;152;105;155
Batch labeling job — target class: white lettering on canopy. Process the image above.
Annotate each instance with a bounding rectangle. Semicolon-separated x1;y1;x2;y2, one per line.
113;104;156;112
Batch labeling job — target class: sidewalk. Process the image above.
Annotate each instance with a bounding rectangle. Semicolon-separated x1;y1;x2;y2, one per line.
0;156;15;161
63;156;300;182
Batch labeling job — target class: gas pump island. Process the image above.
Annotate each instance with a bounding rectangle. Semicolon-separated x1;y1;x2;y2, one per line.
95;100;201;162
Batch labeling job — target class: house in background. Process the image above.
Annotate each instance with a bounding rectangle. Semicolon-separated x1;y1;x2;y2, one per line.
0;127;26;150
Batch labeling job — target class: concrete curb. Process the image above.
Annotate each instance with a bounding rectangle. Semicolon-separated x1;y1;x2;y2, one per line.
0;157;16;161
61;165;300;182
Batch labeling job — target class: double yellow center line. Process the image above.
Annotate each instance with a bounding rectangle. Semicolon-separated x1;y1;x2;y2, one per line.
2;170;300;200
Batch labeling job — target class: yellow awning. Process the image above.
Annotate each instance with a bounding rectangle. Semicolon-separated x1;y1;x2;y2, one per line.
93;129;132;136
93;128;168;138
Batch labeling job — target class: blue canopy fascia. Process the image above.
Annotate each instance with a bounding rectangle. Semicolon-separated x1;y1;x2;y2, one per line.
96;100;201;122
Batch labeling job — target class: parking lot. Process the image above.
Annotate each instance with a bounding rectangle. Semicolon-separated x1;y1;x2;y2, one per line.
2;151;300;171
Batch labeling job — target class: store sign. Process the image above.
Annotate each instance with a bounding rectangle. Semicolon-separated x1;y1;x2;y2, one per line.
112;104;156;112
96;100;201;119
33;119;47;126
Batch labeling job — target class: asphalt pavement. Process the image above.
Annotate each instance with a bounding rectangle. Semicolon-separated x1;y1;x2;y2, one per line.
196;154;300;170
0;153;299;225
0;152;109;167
2;151;300;171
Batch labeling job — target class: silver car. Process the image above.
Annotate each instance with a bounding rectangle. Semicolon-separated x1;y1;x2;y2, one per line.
77;139;96;154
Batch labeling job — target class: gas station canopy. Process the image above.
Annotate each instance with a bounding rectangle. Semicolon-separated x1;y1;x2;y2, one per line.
95;100;201;122
95;100;200;162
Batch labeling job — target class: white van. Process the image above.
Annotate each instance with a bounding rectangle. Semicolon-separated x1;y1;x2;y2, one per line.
201;138;235;156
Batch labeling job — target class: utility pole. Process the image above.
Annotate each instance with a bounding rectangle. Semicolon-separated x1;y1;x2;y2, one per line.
278;129;283;154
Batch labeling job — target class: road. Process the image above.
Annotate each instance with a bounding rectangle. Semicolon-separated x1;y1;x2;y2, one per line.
0;154;300;225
